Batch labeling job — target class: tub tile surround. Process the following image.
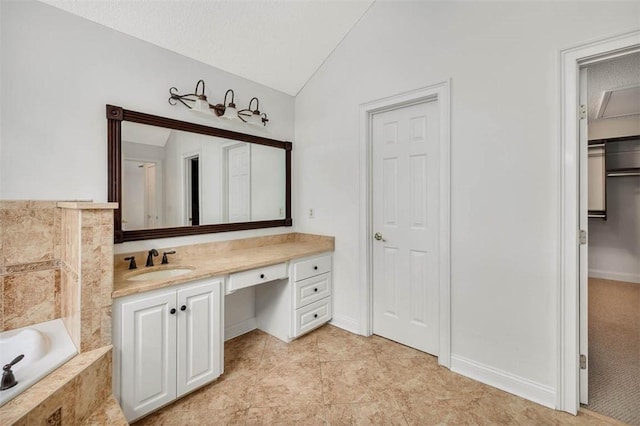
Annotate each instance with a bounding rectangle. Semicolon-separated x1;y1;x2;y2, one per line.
0;346;127;425
0;200;117;353
2;268;61;330
0;201;61;330
113;232;335;298
59;203;117;352
0;201;125;425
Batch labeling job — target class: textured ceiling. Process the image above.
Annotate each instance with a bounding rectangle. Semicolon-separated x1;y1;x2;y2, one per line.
586;52;640;122
40;0;374;96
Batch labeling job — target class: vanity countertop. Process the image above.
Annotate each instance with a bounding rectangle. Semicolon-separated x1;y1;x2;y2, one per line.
112;233;334;298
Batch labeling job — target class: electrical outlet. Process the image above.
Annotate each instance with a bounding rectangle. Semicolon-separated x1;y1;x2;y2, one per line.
309;208;315;219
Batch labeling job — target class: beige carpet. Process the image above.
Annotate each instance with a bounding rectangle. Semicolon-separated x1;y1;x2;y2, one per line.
587;278;640;425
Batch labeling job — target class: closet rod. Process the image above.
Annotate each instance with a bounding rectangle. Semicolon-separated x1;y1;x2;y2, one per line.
607;171;640;177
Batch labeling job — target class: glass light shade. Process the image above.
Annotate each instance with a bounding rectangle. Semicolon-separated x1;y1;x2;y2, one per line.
248;112;263;126
192;98;211;114
221;105;240;121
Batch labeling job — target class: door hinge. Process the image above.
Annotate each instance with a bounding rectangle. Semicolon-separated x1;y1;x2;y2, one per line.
580;354;587;369
579;104;587;120
579;229;587;245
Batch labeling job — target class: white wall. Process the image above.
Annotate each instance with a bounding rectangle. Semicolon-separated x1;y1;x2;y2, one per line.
0;0;294;201
294;0;639;405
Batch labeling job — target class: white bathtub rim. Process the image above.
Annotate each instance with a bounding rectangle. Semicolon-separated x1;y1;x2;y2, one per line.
0;318;77;407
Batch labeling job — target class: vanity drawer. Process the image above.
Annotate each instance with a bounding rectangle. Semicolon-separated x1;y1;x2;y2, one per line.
294;273;331;309
293;254;332;282
227;262;287;293
294;296;332;337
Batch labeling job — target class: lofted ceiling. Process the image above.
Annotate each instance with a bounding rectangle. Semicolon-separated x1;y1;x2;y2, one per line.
40;0;374;96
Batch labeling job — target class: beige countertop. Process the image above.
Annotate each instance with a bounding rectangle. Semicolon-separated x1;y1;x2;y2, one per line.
112;233;334;298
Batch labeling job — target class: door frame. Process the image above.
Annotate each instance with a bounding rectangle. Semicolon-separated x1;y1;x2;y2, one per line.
558;29;639;414
358;81;451;368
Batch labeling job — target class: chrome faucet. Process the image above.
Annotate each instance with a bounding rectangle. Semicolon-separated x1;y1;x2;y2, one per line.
1;354;24;391
146;249;159;267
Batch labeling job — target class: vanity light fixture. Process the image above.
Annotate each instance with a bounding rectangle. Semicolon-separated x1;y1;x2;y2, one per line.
217;89;241;121
168;81;269;126
168;80;214;116
239;97;268;126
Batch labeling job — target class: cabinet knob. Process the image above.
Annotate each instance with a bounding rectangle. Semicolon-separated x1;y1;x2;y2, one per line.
180;305;187;311
314;288;318;292
314;314;318;318
260;274;265;279
313;266;318;270
170;308;176;315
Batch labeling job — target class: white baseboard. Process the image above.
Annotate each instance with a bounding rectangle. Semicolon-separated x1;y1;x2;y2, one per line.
224;318;257;341
588;269;640;284
329;314;360;335
451;355;556;409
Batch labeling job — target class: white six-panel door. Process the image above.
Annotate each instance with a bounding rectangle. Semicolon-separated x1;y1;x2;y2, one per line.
372;100;440;355
226;143;251;222
177;280;222;397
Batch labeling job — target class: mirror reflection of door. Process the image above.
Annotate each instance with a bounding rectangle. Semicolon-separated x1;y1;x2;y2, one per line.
225;143;251;223
122;160;159;230
185;155;200;226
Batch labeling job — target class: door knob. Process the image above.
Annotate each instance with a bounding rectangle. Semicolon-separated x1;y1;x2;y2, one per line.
374;232;386;242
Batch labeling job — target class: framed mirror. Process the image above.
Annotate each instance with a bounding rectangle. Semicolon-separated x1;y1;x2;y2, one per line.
107;105;292;243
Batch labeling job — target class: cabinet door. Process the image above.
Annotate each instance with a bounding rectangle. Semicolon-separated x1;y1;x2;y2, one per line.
176;280;222;396
120;290;177;421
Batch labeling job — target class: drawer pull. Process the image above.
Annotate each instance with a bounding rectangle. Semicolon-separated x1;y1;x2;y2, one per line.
260;274;265;279
314;314;318;318
314;288;318;292
313;266;318;270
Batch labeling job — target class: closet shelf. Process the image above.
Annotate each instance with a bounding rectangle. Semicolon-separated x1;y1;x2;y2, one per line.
606;168;640;178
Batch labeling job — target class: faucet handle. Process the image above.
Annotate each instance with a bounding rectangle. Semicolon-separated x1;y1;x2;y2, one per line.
124;256;137;270
1;354;23;390
162;251;177;264
3;354;24;370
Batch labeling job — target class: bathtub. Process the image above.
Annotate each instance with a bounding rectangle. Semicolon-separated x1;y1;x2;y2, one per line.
0;318;77;407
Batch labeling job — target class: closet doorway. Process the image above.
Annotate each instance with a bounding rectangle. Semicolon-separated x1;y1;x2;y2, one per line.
579;51;640;424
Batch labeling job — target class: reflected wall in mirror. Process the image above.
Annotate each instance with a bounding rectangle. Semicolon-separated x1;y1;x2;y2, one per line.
108;105;292;243
121;123;286;230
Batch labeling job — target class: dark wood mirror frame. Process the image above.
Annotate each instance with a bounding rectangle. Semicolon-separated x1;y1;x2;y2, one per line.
107;104;292;243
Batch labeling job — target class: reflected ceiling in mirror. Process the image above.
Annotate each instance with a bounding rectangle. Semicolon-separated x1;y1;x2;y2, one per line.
108;105;292;243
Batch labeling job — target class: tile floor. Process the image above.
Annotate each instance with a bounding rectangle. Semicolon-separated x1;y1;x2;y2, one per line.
135;325;615;425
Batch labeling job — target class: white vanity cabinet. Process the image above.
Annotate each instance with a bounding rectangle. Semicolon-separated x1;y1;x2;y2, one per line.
255;252;332;342
113;278;223;422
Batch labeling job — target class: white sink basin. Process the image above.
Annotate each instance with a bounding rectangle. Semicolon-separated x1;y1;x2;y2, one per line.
127;268;193;281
